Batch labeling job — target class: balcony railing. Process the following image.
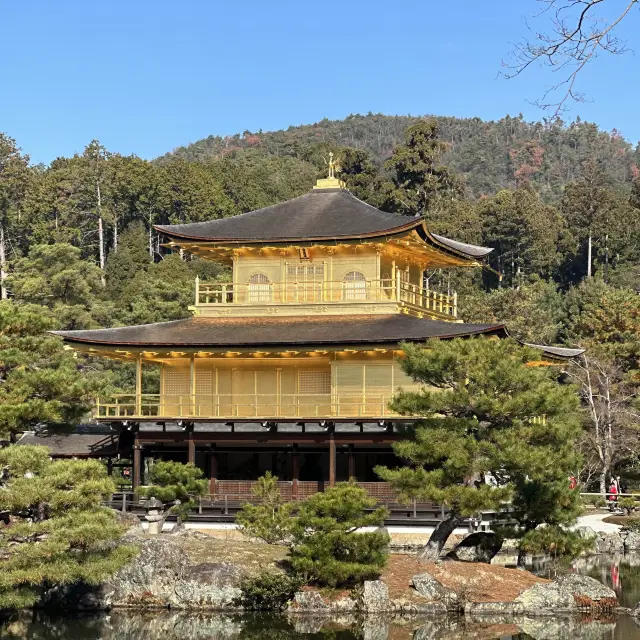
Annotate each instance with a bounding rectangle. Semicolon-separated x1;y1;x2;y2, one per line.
195;278;457;318
96;393;406;419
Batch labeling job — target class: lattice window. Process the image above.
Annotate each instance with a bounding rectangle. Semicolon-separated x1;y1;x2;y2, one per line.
364;364;392;390
298;370;331;394
247;273;272;302
196;368;214;395
393;362;421;391
163;367;189;395
343;271;366;300
335;364;364;393
287;264;324;279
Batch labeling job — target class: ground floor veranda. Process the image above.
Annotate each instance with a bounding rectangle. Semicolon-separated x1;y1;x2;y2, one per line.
121;423;408;501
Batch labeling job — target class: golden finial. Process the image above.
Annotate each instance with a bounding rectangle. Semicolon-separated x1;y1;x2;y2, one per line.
328;152;336;178
313;151;345;190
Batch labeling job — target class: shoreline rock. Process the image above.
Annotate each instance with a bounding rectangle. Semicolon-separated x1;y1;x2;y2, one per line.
37;535;622;617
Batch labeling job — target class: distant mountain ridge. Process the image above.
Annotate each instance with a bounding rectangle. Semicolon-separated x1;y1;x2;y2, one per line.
160;113;639;201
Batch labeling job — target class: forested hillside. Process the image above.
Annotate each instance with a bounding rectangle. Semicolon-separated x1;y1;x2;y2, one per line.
162;113;640;201
0;116;637;488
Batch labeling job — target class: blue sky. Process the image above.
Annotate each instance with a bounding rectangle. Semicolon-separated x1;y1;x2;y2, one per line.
2;1;638;164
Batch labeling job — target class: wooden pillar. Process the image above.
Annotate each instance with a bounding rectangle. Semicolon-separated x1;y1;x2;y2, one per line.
329;432;336;488
189;353;196;416
292;445;299;499
135;354;142;416
107;458;114;476
348;444;355;480
209;447;217;497
188;432;195;465
132;438;141;491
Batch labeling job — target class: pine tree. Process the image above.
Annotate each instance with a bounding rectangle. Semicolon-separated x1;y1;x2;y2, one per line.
0;302;109;441
288;483;389;587
236;472;294;544
376;338;582;561
136;460;208;523
10;243;104;330
0;445;135;608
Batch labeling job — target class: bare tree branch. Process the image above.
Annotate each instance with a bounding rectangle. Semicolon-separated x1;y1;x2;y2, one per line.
504;0;638;116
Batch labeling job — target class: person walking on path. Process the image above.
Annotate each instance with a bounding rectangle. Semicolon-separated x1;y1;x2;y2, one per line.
608;479;619;511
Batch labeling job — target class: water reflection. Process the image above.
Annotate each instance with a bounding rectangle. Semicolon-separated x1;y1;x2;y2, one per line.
4;554;640;640
0;610;638;640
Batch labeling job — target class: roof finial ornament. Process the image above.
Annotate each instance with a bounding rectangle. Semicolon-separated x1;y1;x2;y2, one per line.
328;152;337;179
313;151;345;190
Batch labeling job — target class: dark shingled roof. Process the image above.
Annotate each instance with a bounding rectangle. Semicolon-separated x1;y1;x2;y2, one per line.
53;315;507;348
17;425;119;457
523;343;585;359
155;188;493;259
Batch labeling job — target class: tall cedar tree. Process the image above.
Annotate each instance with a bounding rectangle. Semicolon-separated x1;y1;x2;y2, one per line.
376;338;582;560
382;120;463;217
288;483;389;587
0;445;135;608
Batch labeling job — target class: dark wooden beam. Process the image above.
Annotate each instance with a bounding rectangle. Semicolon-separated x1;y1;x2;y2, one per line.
132;438;141;491
329;432;336;488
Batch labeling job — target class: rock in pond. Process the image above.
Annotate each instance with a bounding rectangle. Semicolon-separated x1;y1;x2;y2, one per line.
104;538;244;609
290;591;329;611
361;580;389;612
445;531;502;563
624;529;640;551
594;532;624;555
411;573;459;606
515;574;616;614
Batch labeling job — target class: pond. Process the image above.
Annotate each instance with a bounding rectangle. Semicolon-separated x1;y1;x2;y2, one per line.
2;554;640;639
1;609;639;639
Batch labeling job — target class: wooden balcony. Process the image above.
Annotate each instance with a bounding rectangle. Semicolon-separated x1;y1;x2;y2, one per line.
194;277;457;319
96;392;408;420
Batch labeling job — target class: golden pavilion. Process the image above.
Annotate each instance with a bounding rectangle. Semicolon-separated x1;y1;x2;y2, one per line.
52;169;581;500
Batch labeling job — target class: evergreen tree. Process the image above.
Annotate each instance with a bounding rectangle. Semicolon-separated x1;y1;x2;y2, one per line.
0;302;108;441
10;243;104;330
376;338;582;560
236;472;294;544
477;187;573;285
0;134;33;299
382;120;463;216
105;221;152;299
461;279;565;345
288;483;389;587
136;460;208;522
0;445;135;608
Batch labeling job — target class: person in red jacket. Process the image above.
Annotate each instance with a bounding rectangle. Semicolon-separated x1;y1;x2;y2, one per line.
608;480;619;511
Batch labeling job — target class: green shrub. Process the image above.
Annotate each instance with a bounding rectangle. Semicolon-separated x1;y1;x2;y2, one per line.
236;472;295;544
237;571;304;610
619;497;637;515
289;482;389;587
520;526;594;560
136;460;207;521
621;517;640;532
582;495;607;509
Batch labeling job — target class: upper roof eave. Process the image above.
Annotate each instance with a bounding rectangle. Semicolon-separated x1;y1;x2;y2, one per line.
153;217;422;245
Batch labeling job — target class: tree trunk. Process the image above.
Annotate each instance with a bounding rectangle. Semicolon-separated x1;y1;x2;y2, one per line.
599;468;608;498
418;511;462;561
516;546;527;569
149;226;154;260
0;225;7;300
587;232;592;278
96;183;106;286
113;217;118;253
